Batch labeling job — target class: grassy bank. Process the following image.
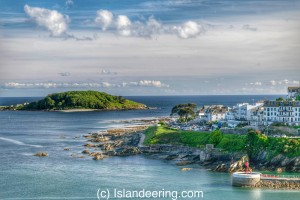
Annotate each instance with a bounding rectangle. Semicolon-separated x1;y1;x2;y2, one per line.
144;126;246;152
144;126;300;157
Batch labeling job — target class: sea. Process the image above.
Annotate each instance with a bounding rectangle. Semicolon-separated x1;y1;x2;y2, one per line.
0;95;299;200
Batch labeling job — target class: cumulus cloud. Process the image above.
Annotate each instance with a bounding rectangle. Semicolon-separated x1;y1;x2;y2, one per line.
2;80;169;89
95;10;113;31
94;10;203;39
24;5;69;36
116;15;132;36
174;21;202;39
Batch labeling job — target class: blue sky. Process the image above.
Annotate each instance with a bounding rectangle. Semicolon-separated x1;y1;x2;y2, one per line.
0;0;300;96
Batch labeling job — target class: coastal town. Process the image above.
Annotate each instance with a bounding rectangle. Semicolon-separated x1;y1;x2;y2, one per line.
169;86;300;137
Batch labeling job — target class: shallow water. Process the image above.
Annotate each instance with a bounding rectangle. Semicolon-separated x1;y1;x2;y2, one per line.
0;96;299;200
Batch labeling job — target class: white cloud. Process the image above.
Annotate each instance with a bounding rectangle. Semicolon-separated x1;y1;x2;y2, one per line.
24;5;69;37
116;15;132;36
270;80;276;86
2;80;169;89
138;80;169;88
174;21;202;39
93;10;203;39
95;10;113;31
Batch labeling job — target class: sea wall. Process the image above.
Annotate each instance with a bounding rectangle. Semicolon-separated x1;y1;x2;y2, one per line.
254;178;300;189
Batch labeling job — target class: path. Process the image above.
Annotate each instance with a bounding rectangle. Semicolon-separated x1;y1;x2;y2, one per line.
138;132;145;147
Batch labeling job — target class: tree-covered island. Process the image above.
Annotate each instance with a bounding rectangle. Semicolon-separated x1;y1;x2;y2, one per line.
2;91;147;111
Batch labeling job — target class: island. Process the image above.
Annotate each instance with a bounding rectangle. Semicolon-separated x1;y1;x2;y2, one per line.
1;91;147;111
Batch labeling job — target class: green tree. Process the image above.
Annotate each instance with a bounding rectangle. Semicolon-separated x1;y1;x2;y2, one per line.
246;129;268;160
170;103;197;122
208;130;223;146
276;97;285;101
38;96;55;109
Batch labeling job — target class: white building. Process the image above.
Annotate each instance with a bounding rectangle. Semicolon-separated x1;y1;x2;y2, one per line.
250;107;264;126
263;100;300;125
198;105;229;122
287;86;300;99
235;102;264;121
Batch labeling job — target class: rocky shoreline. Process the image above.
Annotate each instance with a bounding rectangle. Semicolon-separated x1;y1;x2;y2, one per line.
81;125;146;160
67;120;300;175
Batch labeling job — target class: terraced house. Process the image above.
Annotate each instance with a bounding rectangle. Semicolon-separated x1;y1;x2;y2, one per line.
263;100;300;125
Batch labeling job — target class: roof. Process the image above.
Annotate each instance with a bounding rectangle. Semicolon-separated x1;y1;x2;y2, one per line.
264;100;300;107
288;86;300;92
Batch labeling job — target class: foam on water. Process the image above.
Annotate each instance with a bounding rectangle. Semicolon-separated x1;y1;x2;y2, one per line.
0;137;43;148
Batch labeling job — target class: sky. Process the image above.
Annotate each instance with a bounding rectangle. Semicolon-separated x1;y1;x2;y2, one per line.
0;0;300;96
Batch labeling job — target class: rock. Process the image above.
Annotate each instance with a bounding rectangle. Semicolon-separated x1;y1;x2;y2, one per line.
215;164;228;172
82;149;90;154
181;168;192;171
64;148;70;151
176;161;194;166
33;152;48;157
92;153;104;160
115;146;141;156
89;137;109;142
84;143;98;148
270;154;286;166
89;152;102;157
71;154;84;158
102;143;114;151
165;154;178;160
105;151;116;156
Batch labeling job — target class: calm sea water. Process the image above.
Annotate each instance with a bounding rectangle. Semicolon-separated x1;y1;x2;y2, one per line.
0;96;299;200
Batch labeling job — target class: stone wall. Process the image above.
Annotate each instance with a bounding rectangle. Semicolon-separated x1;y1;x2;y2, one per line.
254;178;300;189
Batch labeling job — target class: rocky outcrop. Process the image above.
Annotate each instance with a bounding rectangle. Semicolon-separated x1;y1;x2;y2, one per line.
252;151;300;172
33;152;48;157
80;125;148;160
115;146;141;156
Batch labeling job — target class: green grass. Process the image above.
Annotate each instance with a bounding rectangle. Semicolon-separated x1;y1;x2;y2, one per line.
144;126;246;152
144;126;300;158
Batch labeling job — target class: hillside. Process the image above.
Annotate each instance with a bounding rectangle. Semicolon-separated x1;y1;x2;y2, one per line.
19;91;147;111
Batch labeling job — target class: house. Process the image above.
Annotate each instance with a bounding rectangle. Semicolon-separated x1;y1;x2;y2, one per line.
198;105;229;122
287;86;300;99
263;100;300;125
249;106;264;126
235;102;263;121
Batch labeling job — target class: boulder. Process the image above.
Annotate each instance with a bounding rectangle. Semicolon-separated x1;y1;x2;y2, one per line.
33;152;48;157
93;153;104;160
82;149;90;154
181;168;192;171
